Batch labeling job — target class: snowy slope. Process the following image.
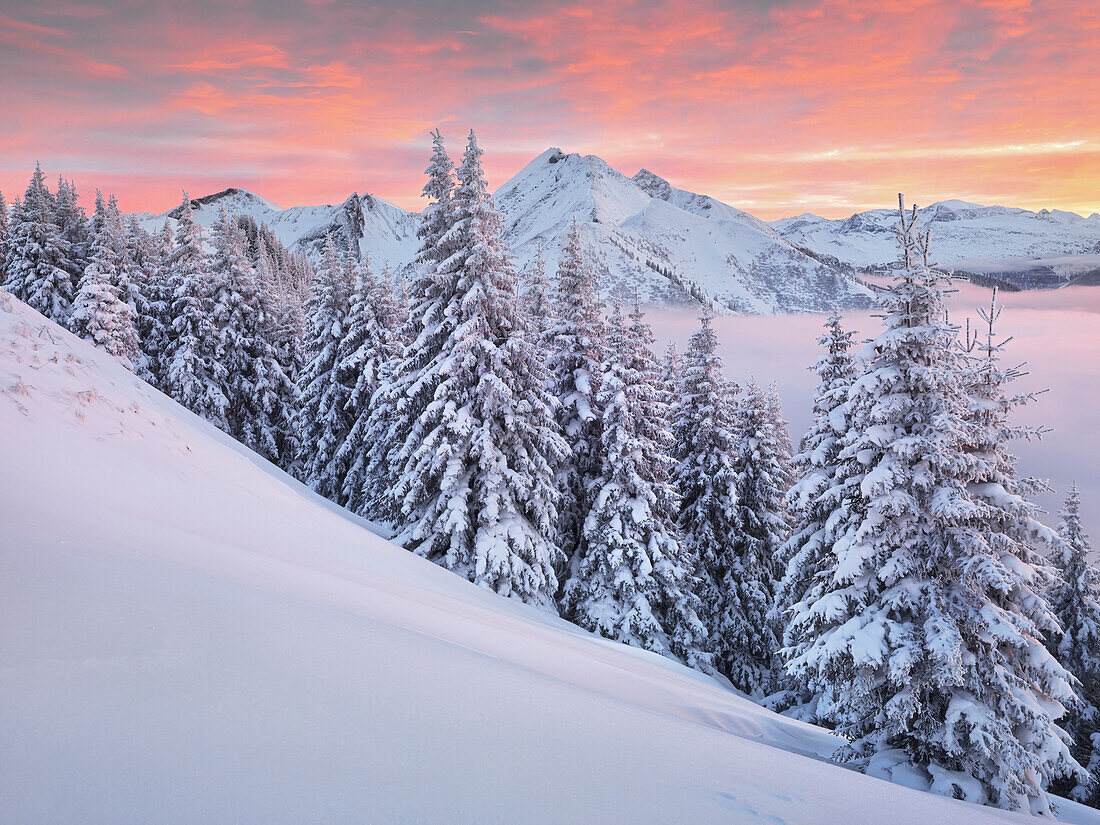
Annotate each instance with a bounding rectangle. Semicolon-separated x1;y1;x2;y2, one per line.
633;167;774;232
773;201;1100;288
3;293;1099;824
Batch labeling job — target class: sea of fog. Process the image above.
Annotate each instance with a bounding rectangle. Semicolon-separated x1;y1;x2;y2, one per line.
648;283;1100;547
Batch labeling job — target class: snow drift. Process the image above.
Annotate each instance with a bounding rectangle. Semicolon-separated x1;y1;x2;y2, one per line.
2;291;1098;824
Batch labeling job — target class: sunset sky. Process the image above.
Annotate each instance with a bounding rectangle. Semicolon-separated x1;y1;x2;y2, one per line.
1;0;1097;220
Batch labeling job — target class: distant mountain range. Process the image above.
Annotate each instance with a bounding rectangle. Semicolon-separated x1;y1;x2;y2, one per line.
138;151;1100;312
773;200;1100;291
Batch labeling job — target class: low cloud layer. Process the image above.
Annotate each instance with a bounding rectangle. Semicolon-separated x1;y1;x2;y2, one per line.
649;281;1100;545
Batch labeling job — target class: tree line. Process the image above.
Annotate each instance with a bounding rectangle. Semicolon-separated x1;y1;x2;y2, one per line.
1;141;1098;816
0;163;311;467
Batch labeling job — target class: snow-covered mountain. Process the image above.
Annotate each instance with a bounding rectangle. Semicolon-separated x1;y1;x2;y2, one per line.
143;150;875;314
4;290;1099;823
772;200;1100;289
142;160;1100;307
153;187;422;271
496;149;872;313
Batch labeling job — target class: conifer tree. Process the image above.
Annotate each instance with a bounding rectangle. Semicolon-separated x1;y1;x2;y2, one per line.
71;264;139;362
563;298;708;665
296;233;354;501
139;219;176;386
1048;485;1100;807
714;378;789;694
3;163;74;324
958;287;1088;804
777;311;859;701
70;193;139;363
259;238;308;399
0;190;10;281
207;209;296;463
659;341;682;408
522;242;553;346
363;128;457;521
105;197;142;314
336;255;403;513
383;131;567;608
394;269;410;322
162;194;228;427
379;263;405;332
53;176;89;290
786;196;1079;814
547;218;605;568
208;208;257;422
766;383;794;484
669;310;742;674
123;214;163;382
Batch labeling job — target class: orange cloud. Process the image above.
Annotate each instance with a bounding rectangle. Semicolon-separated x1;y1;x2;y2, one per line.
0;0;1096;220
168;42;291;72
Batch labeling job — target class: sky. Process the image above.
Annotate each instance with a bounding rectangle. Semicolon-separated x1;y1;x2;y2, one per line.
1;0;1097;220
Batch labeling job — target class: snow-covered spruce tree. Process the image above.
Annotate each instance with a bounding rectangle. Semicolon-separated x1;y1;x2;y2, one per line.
336;255;404;514
296;232;354;501
162;194;229;428
393;269;410;322
207;208;259;435
362;128;457;522
766;383;794;484
123;213;164;382
259;238;308;397
99;195;148;345
70;264;139;361
249;247;305;472
563;298;708;665
958;287;1089;804
384;130;567;609
53;176;89;291
138;219;176;387
522;242;553;347
1048;485;1100;806
207;209;296;463
105;196;145;322
547;218;605;570
70;194;139;363
3;164;75;324
0;190;9;278
776;311;859;710
716;378;789;695
785;196;1079;814
659;341;682;408
668;309;742;675
378;263;405;333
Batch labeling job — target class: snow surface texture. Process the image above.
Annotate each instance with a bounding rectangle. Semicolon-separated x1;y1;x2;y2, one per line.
2;291;1099;825
141;150;874;314
772;201;1100;289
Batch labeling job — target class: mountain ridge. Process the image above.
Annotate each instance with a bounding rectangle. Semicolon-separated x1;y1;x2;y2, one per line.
138;150;1100;307
140;147;874;313
772;200;1100;289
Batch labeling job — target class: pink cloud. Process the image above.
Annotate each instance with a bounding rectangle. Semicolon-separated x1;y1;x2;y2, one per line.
0;0;1096;220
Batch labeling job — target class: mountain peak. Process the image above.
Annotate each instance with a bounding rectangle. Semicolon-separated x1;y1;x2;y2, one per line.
166;187;281;220
632;169;672;200
543;147;567;164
